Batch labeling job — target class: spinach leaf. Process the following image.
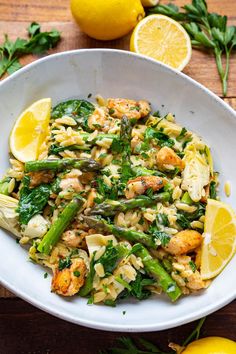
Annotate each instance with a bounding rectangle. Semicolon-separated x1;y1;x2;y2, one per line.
176;203;206;229
17;176;51;225
52;99;95;131
98;240;119;276
119;272;155;301
176;213;191;229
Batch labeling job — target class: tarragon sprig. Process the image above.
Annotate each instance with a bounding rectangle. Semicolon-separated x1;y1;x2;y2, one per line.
149;0;236;96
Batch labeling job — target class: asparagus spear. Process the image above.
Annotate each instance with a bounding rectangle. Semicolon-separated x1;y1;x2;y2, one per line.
25;158;101;173
120;116;133;182
84;216;157;249
37;196;84;254
79;254;96;297
90;192;170;216
80;132;117;142
133;243;182;301
133;166;166;178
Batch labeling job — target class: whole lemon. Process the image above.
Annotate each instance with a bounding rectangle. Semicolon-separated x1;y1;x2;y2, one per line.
70;0;145;41
182;337;236;354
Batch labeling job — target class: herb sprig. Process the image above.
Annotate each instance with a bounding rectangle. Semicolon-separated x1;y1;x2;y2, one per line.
0;22;60;79
149;0;236;96
100;317;206;353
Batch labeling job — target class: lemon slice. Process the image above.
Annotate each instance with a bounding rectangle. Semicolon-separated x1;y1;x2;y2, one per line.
10;98;52;162
130;14;192;71
201;199;236;280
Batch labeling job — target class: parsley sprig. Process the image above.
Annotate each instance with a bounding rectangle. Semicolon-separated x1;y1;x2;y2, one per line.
0;22;60;78
149;0;236;96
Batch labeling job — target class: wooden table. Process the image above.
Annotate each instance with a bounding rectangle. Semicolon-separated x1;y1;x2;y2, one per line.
0;0;236;352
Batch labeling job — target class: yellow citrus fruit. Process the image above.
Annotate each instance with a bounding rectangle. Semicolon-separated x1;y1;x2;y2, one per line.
201;199;236;280
141;0;159;7
130;14;192;71
10;98;51;162
70;0;145;41
182;337;236;354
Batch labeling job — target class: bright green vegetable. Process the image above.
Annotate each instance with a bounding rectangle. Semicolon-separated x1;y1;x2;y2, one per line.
37;196;84;255
84;217;157;249
133;244;182;301
25;158;101;173
120;116;133;183
90;192;170;216
52;99;95;131
17;176;51;225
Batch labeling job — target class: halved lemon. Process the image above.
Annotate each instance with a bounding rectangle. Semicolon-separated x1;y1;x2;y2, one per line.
9;98;52;162
201;199;236;280
130;14;192;71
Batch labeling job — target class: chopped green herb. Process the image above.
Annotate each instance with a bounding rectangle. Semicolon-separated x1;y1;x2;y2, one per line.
58;256;72;271
177;127;187;141
189;261;197;273
122;311;126;315
73;270;81;277
156;213;169;227
209;181;217;199
98;241;119;276
153;231;171;246
44;272;48;279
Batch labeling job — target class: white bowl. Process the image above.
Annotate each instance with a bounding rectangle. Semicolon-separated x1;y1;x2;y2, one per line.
0;49;236;332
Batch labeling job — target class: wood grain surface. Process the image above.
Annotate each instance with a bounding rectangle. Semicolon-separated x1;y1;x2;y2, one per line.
0;0;236;353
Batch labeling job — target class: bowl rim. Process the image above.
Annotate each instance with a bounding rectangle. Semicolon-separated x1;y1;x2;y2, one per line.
0;48;236;332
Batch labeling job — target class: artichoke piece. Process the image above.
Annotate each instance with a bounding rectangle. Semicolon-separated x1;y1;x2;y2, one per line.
182;146;210;202
0;194;20;237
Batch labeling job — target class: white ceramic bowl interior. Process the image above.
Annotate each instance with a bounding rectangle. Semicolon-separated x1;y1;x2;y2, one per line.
0;49;236;332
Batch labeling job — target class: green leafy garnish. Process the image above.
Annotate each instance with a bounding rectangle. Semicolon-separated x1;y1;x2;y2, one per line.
119;272;155;301
17;176;51;225
98;240;119;276
149;0;236;96
58;256;72;271
189;261;197;273
52;99;95;131
209;180;217;199
153;231;171;247
0;22;60;78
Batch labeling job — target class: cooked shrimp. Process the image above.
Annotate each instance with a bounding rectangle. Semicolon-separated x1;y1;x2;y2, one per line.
107;98;151;120
164;230;202;255
156;147;185;171
60;177;83;192
51;258;86;296
125;176;166;199
88;107;111;132
29;171;54;187
61;230;85;248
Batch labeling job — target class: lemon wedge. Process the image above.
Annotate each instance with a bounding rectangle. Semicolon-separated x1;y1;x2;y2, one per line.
201;199;236;280
9;98;52;162
130;14;192;71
